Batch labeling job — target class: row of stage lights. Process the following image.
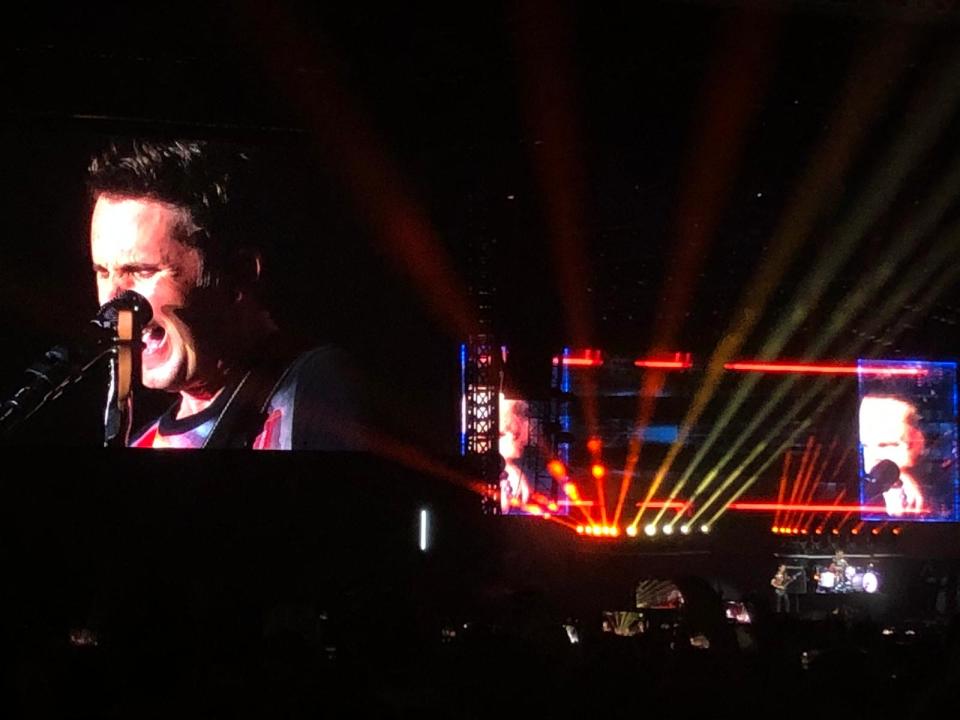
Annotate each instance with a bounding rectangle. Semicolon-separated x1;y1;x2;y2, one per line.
568;522;902;539
532;458;904;540
576;523;712;537
550;457;708;537
772;526;902;536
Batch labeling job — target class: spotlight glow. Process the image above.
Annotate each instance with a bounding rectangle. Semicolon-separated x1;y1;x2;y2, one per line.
548;460;567;479
663;525;674;535
626;525;638;537
700;524;711;534
680;525;691;535
644;523;657;536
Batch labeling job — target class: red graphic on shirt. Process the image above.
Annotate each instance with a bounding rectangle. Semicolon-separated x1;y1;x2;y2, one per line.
253;408;283;450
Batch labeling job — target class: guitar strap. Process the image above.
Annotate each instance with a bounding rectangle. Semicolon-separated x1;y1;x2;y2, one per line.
203;334;306;449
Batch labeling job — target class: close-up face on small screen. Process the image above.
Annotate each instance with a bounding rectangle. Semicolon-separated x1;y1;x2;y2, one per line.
858;361;959;522
860;396;923;480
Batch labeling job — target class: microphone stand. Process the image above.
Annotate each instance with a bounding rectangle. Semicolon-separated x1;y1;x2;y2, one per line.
0;291;151;441
0;343;113;436
103;306;144;447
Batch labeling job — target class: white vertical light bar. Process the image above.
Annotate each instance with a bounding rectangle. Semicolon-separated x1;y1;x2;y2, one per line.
419;509;429;551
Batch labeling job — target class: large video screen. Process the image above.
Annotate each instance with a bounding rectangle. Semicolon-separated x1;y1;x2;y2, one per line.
498;394;569;516
858;359;959;522
0;131;445;453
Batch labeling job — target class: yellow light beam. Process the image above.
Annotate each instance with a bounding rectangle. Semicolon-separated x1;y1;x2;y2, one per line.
701;260;960;528
633;28;916;526
696;373;855;525
703;384;849;526
656;39;960;520
773;451;792;529
673;217;960;525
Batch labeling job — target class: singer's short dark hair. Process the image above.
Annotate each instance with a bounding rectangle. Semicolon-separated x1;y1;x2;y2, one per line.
87;138;259;290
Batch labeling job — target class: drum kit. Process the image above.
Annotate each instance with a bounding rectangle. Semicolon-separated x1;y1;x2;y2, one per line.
816;562;880;594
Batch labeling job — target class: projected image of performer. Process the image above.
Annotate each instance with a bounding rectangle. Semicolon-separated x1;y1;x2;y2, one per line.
499;395;532;513
88;139;364;449
859;395;925;516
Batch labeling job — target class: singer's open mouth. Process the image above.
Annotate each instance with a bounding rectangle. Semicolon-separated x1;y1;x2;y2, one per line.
142;324;166;357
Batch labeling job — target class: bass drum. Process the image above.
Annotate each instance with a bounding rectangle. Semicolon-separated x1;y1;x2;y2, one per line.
862;570;879;594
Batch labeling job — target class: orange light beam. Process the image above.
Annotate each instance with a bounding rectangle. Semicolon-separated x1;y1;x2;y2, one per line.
785;439;823;530
513;3;601;453
799;438;839;532
816;490;848;534
615;369;667;528
653;27;917;524
836;511;856;532
783;437;815;530
773;451;792;530
235;5;476;339
812;446;853;534
620;11;780;528
594;468;608;528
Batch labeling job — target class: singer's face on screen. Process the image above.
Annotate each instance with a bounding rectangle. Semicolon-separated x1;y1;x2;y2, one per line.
90;195;211;392
859;396;924;476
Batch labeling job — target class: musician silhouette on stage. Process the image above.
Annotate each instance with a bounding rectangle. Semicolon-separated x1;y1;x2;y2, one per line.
771;564;796;614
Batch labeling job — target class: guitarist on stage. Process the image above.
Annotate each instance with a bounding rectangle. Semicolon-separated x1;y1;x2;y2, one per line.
771;564;797;614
